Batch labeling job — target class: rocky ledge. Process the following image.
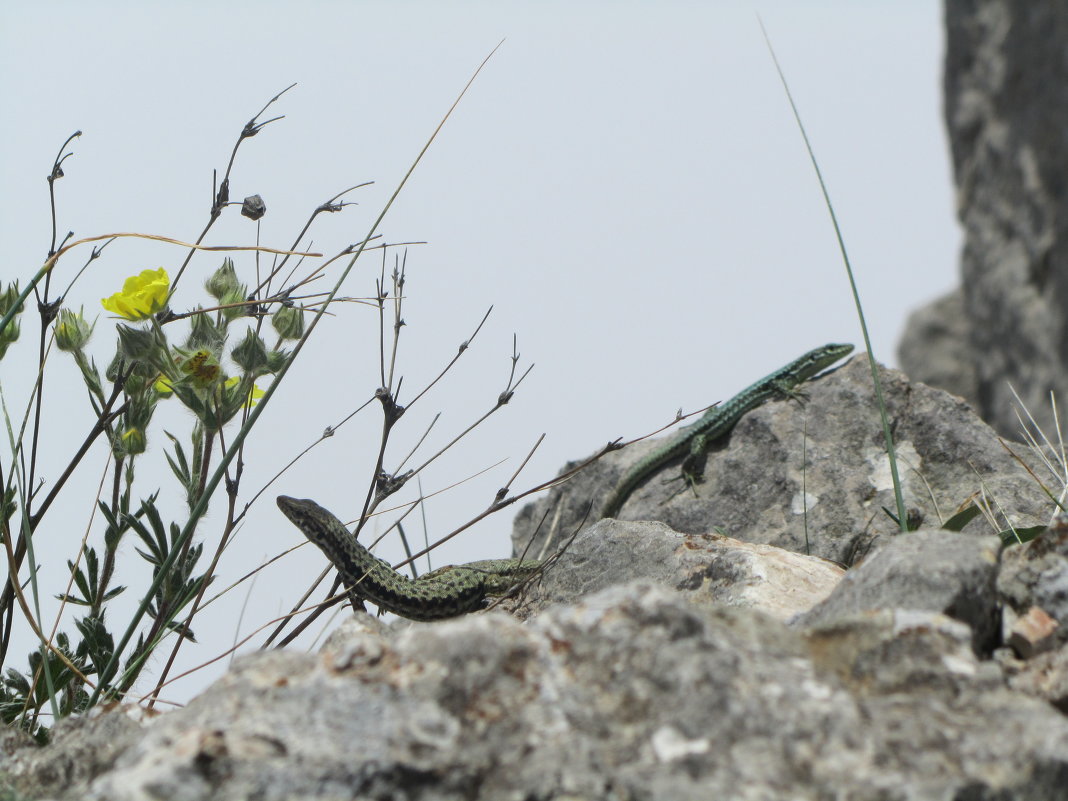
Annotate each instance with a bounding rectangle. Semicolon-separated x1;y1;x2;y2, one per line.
4;359;1068;800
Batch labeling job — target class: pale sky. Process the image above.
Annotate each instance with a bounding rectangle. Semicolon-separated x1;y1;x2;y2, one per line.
1;2;957;705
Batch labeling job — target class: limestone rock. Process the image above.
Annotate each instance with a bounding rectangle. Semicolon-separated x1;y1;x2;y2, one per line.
514;357;1048;566
1003;644;1068;713
515;517;843;622
901;1;1068;437
791;529;1002;655
1;704;146;800
896;288;978;405
998;518;1068;651
9;585;1068;801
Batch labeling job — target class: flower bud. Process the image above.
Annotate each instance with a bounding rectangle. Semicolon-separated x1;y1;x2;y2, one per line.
220;288;249;322
205;258;241;301
0;317;20;360
266;348;290;374
0;282;23;316
186;307;224;353
271;304;304;340
116;324;159;364
0;282;24;360
116;426;146;456
177;348;222;388
54;307;95;352
231;329;268;374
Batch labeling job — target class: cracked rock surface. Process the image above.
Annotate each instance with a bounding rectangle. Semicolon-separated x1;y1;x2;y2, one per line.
7;354;1068;800
6;504;1068;800
513;357;1048;565
900;1;1068;439
7;581;1068;801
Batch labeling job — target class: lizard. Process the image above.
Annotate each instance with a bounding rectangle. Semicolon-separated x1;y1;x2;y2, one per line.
277;495;542;621
599;342;854;519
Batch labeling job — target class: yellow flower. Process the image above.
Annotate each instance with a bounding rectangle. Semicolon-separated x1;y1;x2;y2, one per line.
101;268;170;320
224;376;265;408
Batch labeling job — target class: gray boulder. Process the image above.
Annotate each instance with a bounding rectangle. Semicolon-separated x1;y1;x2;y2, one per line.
512;518;843;622
8;585;1068;801
513;357;1049;566
792;529;1002;654
900;1;1068;438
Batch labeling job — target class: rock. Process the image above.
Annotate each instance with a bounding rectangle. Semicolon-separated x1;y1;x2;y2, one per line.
1;704;146;800
9;585;1068;800
804;608;1001;695
791;529;1002;654
1003;644;1068;713
514;357;1048;566
998;518;1068;651
801;607;1068;798
896;288;979;406
1006;606;1060;659
901;1;1068;437
0;723;35;759
515;518;843;622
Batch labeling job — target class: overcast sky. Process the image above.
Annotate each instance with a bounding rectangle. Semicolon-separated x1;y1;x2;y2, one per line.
1;1;957;705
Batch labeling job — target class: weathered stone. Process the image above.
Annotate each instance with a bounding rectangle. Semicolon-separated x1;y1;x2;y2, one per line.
896;288;979;406
1003;643;1068;713
791;529;1002;654
1006;605;1060;658
13;5;1068;798
901;1;1068;438
9;585;1068;801
804;609;1002;695
0;723;35;759
1;704;146;800
998;520;1068;650
515;518;843;622
515;358;1047;567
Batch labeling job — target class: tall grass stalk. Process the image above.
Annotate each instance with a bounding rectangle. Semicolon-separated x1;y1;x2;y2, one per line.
759;18;908;533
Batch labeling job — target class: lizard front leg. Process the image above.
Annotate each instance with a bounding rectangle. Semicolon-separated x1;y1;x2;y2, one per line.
679;431;710;490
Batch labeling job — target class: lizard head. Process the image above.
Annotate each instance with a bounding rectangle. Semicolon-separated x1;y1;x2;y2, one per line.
794;343;854;381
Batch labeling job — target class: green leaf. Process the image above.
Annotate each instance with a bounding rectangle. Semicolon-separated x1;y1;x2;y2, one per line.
169;381;212;427
999;525;1046;546
99;490;153;551
3;668;30;697
74;615;115;676
164;430;192;487
165;618;197;643
942;504;983;532
58;560;93;607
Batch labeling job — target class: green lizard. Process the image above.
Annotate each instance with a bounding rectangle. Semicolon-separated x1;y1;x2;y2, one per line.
599;343;854;518
277;495;542;621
